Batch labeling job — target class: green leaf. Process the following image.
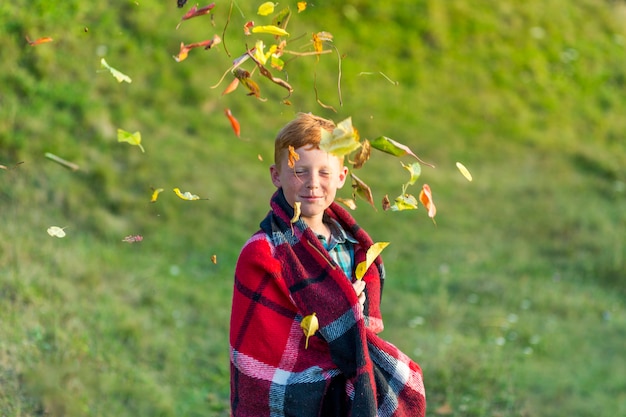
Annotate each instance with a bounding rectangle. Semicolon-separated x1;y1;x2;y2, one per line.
391;193;418;211
401;161;421;186
319;117;362;158
117;129;145;153
370;136;434;167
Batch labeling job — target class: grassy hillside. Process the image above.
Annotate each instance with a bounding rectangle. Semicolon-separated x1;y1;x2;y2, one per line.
1;0;625;416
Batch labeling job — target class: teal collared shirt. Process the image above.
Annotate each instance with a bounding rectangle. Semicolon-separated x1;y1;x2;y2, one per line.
316;217;358;280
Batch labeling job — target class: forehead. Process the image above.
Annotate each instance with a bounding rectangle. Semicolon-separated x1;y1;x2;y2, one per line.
289;146;342;166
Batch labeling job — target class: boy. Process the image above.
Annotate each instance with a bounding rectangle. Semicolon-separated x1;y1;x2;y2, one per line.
230;113;426;416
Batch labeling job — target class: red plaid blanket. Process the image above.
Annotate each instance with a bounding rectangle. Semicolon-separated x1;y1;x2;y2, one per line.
230;189;426;416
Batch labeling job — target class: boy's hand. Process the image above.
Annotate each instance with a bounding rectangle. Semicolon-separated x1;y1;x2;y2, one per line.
352;280;366;309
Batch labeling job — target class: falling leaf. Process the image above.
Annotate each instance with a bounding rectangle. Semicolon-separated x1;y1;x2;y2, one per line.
174;36;221;62
251;25;290;37
272;7;292;29
122;235;143;243
336;197;357;210
173;187;202;201
233;68;263;99
350;172;375;209
287;145;300;168
177;3;216;29
319;117;361;158
402;161;421;186
352;139;370;169
225;108;241;137
291;201;301;223
257;2;276;16
222;77;240;95
391;194;418;211
26;36;53;46
44;152;79;171
456;162;473;181
355;242;390;280
177;0;188;7
47;226;67;238
370;136;434;168
150;187;164;203
117;129;145;153
382;194;391;211
100;58;132;83
297;2;307;12
257;154;264;161
211;254;217;264
300;313;319;349
419;184;437;221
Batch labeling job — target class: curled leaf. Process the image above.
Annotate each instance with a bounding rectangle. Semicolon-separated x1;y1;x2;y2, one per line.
456;162;473;181
352;139;370;169
225;108;241;137
391;194;418;211
101;58;132;83
288;145;300;168
177;3;216;29
117;129;145;153
401;161;421;186
319;117;361;158
350;172;375;209
173;187;200;201
291;201;301;223
300;313;319;349
150;187;164;203
419;184;437;221
211;254;218;264
355;242;389;280
370;136;434;168
26;36;53;46
382;194;391;211
336;197;357;210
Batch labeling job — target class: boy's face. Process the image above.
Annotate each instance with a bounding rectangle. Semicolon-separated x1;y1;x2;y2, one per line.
270;145;348;226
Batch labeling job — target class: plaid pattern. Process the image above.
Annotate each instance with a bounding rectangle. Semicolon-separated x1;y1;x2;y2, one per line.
230;189;426;417
317;217;357;280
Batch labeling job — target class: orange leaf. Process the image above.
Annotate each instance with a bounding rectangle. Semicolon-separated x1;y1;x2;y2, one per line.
225;109;241;137
222;77;240;96
287;145;300;168
419;184;437;221
26;36;53;46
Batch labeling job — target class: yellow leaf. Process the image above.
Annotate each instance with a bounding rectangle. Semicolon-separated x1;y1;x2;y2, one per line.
100;58;132;83
173;187;200;201
150;187;164;203
355;242;389;280
319;117;361;158
336;197;357;210
300;313;319;349
117;129;145;153
47;226;67;238
297;2;307;12
251;25;290;37
291;201;301;223
456;161;473;181
257;2;276;16
391;194;418;211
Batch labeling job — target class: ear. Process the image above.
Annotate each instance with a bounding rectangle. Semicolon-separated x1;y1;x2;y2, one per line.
337;165;349;188
270;164;282;188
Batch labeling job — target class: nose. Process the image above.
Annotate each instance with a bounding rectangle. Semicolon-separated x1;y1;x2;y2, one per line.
306;172;320;189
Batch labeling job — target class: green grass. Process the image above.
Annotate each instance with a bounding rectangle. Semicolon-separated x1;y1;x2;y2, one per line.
1;0;625;416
